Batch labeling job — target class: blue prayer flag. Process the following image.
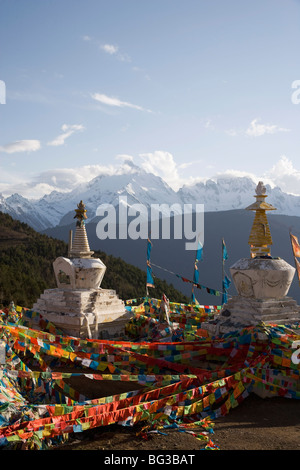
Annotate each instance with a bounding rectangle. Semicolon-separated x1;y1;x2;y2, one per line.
195;240;203;262
222;291;228;304
193;266;199;284
147;264;155;288
223;275;231;290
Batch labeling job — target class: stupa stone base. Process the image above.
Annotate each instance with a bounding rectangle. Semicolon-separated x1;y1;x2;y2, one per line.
202;295;300;336
230;258;295;300
32;287;132;339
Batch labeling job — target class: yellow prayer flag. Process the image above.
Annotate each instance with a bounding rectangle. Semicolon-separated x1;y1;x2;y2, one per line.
81;422;90;431
102;374;111;380
42;429;52;438
54;405;64;416
69;352;77;362
209;393;216;405
191;402;198;414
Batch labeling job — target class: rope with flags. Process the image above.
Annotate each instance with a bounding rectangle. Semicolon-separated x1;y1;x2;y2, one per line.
146;238;221;297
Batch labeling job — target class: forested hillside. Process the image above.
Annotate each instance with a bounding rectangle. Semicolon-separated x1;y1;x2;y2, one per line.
0;211;188;308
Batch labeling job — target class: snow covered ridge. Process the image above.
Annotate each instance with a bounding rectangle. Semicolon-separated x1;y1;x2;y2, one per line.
1;169;300;232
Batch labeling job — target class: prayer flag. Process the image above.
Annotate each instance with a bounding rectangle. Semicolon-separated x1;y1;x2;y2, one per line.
146;263;154;288
222;239;230;305
222;291;228;305
223;275;231;290
294;257;300;284
192;266;199;285
290;233;300;258
146;239;154;288
222;239;228;261
195;240;203;262
191;239;203;303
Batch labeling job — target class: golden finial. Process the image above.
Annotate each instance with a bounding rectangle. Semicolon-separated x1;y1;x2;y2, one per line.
245;181;276;258
74;200;87;227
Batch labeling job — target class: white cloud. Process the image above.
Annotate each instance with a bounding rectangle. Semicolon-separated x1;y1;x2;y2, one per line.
91;92;152;113
139;151;184;190
83;36;131;62
115;154;134;163
264;155;300;195
100;44;119;55
100;43;131;62
246;118;290;137
0;140;41;154
0;159;139;198
2;149;300;201
225;118;291;138
33;166;110;190
138;152;205;190
117;52;131;63
177;161;195;170
203;119;214;130
225;129;238;137
183;156;300;196
47;124;85;146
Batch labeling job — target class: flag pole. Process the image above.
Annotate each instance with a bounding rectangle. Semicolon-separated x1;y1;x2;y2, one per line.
191;239;198;303
222;238;225;304
222;237;225;294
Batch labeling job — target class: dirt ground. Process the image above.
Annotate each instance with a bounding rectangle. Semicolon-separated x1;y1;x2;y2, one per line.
50;376;300;452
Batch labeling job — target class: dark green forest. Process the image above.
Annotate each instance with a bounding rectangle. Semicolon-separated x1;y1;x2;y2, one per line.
0;211;189;308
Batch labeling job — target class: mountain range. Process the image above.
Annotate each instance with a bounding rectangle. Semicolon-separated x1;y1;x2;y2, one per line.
1;161;300;232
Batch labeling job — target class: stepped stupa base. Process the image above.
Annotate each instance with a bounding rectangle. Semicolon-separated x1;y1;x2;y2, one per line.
33;287;132;339
202;296;300;336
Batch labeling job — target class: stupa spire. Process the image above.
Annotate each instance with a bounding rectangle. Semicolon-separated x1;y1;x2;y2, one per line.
69;200;94;258
245;181;276;258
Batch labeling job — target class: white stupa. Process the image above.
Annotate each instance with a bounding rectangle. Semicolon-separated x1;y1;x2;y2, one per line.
33;201;132;339
204;182;300;335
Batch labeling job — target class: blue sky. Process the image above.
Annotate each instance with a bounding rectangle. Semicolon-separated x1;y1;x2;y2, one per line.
0;0;299;198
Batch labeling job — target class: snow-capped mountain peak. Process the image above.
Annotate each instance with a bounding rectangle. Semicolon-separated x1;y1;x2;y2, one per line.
1;171;300;232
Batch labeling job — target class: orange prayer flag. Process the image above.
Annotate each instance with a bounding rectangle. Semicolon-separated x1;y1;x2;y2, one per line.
290;233;300;258
196;328;209;338
294;257;300;283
